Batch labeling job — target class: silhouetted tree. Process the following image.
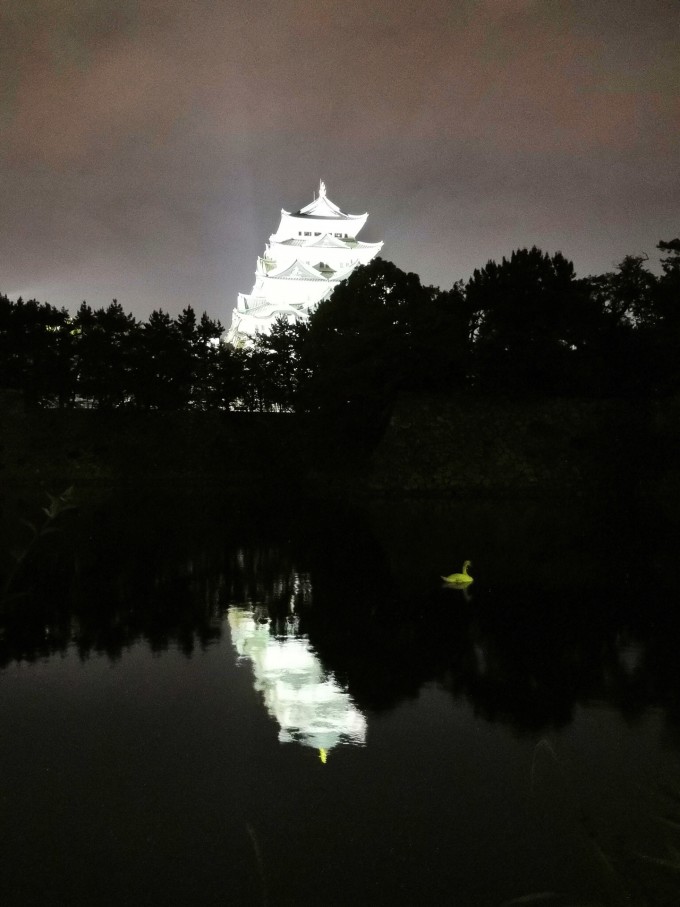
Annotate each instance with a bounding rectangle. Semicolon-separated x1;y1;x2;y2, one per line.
73;301;139;408
171;306;202;408
653;238;680;394
0;295;73;407
203;341;245;411
38;304;75;408
584;255;664;396
131;309;188;409
589;254;659;323
300;258;470;435
249;318;309;411
192;312;226;409
466;247;602;395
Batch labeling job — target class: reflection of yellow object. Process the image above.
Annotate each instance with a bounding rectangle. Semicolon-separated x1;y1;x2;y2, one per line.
319;748;327;764
441;560;473;585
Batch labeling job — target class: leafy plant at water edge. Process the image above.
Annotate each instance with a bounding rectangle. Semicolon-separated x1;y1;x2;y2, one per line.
1;486;77;604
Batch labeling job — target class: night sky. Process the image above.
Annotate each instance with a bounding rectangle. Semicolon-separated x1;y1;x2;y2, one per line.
1;0;678;323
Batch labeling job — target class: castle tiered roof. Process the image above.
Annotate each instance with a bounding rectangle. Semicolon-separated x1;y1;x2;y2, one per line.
289;182;365;220
226;181;382;346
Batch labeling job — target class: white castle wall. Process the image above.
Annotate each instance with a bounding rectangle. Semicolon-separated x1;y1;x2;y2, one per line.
226;183;382;345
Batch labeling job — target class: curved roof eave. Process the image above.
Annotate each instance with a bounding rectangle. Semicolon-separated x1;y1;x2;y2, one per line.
288;210;367;221
267;259;331;281
297;195;344;217
330;265;357;282
273;234;352;249
308;233;353;248
249;304;303;320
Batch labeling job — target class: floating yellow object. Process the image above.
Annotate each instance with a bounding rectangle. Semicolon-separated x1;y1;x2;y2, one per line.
441;560;473;585
319;748;327;764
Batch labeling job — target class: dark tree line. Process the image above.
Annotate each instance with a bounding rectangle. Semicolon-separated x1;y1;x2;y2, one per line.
250;238;680;434
1;238;678;419
0;299;243;410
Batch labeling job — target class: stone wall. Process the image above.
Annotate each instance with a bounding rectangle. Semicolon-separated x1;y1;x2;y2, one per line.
2;389;679;501
368;393;666;497
0;395;297;490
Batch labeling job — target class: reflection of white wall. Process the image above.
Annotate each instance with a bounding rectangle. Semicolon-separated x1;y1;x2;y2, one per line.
228;607;366;754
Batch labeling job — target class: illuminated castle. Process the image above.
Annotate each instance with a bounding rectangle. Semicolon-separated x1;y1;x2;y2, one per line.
226;181;383;345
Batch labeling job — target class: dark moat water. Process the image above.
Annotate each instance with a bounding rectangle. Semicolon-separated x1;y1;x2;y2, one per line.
1;488;680;906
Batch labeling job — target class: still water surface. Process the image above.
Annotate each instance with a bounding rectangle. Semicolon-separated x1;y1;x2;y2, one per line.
1;490;680;906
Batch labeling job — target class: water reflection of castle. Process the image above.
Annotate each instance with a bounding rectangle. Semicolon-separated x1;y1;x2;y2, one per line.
228;606;367;757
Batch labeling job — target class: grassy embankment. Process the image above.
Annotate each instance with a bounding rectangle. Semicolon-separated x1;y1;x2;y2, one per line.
2;389;680;502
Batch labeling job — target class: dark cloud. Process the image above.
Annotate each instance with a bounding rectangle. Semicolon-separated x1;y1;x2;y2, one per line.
1;0;678;320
